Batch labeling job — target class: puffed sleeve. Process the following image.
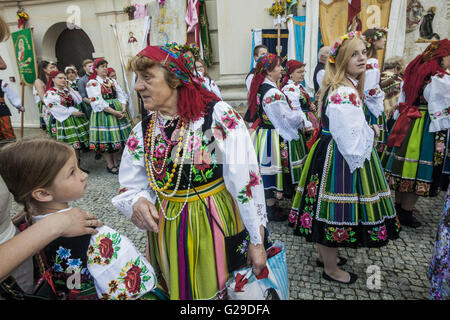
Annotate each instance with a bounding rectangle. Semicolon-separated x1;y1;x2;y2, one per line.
111;78;128;105
1;81;22;109
281;84;313;128
86;79;110;112
262;87;303;141
326;86;374;173
211;102;267;245
112;122;156;222
43;90;79;123
364;59;385;119
424;73;450;132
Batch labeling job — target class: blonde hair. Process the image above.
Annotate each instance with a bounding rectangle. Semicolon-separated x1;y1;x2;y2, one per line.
0;15;10;43
0;139;73;219
320;36;366;103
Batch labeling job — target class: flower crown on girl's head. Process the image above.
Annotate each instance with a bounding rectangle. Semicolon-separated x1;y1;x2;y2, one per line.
363;27;388;48
329;31;364;64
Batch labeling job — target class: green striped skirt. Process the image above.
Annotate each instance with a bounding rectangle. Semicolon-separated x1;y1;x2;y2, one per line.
52;105;90;149
146;178;245;300
381;105;448;197
89;99;132;153
251;127;308;195
47;113;57;139
290;134;400;248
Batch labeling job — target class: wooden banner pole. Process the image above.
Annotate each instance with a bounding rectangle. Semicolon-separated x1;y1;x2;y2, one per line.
20;75;25;138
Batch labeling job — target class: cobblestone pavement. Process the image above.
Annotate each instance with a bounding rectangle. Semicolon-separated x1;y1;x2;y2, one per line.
9;128;444;300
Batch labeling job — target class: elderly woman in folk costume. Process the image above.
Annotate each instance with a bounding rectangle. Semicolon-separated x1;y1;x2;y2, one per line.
362;27;388;156
281;60;320;144
382;39;450;228
111;44;269;300
290;32;400;284
248;54;311;222
43;70;90;172
86;58;132;175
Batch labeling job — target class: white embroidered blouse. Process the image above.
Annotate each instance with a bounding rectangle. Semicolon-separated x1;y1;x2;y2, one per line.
260;78;304;141
43;87;82;123
112;101;268;245
364;58;385;118
85;76;127;113
281;79;313;128
424;72;450;132
326;84;374;173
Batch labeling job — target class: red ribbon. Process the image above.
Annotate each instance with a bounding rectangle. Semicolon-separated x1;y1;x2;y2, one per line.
234;273;249;292
306;127;321;151
386;103;422;148
255;266;269;280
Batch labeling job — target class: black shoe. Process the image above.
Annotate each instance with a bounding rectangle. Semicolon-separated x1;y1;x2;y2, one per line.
316;257;347;268
322;271;358;285
267;205;288;222
106;166;118;175
397;207;422;228
95;153;102;160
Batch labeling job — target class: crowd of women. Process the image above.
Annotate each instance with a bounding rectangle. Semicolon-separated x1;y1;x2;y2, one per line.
0;13;449;300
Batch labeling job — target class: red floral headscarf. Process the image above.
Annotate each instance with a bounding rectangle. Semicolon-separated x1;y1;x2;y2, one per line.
247;53;281;119
136;44;219;121
281;59;305;87
45;70;64;91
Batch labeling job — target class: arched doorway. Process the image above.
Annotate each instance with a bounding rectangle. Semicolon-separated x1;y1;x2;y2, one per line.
55;28;94;73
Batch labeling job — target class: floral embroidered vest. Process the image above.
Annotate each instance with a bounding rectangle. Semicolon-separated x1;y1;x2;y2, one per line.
141;101;223;191
256;83;276;129
48;88;76;109
100;79;118;101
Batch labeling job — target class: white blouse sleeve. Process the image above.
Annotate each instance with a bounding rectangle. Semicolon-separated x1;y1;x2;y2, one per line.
262;87;303;141
112;122;156;222
69;88;82;105
112;79;128;105
245;73;254;92
86;79;110;112
1;81;22;109
211;102;267;245
326;86;374;173
424;73;450;132
43;90;79;123
281;84;312;129
364;60;385;118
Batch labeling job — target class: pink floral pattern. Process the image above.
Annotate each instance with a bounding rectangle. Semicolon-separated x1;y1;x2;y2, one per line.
237;170;262;204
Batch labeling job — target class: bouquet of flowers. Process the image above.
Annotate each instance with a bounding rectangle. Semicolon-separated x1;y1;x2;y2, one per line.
17;9;29;29
268;0;285;17
123;5;136;20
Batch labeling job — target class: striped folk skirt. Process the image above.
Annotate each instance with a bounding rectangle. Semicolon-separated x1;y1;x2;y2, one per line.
147;178;246;300
89;99;132;153
289;134;400;248
52;106;90;150
381;106;449;197
0;116;15;141
251;127;308;197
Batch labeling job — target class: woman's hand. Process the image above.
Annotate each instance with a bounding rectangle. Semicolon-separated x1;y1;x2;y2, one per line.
52;207;104;237
115;111;126;119
371;124;380;138
309;103;317;113
72;111;85;117
246;226;267;276
247;243;267;276
131;197;159;232
303;126;315;135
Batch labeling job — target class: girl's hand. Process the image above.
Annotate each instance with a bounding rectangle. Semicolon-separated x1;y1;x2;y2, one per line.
303;126;315;134
72;111;85;117
131;197;159;233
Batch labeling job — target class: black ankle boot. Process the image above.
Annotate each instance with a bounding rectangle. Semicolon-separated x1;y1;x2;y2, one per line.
267;205;288;222
397;207;422;228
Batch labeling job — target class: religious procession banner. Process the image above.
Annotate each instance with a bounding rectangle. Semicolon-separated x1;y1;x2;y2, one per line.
147;0;186;47
262;29;290;67
359;0;392;65
319;0;348;47
11;28;38;86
